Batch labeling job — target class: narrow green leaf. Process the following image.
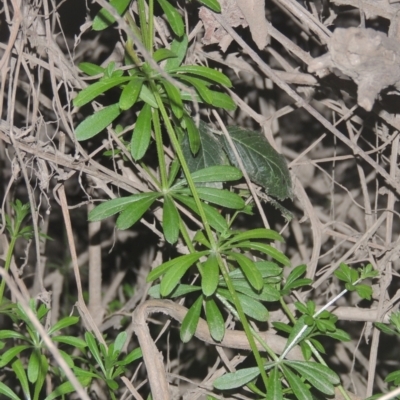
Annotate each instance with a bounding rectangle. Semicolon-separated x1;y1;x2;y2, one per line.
179;187;245;209
184;114;201;154
236;242;291;266
78;62;104;76
0;381;21;400
157;0;184;36
281;364;313;400
210;91;237;110
28;351;40;383
118;347;142;366
153;48;177;63
73;77;130;107
85;332;106;375
119;77;144;110
163;195;180;244
225;279;281;302
213;367;260;390
0;345;30;367
0;330;29;341
193;230;211;248
58;349;75;368
163;80;183;119
116;194;158;229
180;295;203;342
283;316;313;355
284;265;307;290
89;193;160;222
148;283;201;299
173;194;228;233
205;297;225;341
44;376;92;400
12;359;30;400
147;251;208;282
33;355;48;400
227;252;263;291
173;66;232;88
197;0;221;12
224;228;284;247
75;103;121;141
92;0;131;31
267;367;283;400
165;35;188;71
131;103;153;160
114;332;127;354
201;254;219;296
48;316;79;336
139;84;158;108
177;75;213;104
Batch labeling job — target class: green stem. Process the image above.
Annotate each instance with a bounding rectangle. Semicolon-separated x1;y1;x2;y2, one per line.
152;108;168;190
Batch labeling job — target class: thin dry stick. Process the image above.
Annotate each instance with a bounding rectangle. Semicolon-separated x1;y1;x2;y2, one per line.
0;268;91;400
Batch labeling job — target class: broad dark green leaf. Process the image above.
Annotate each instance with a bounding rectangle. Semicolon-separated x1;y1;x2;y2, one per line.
157;0;184;36
183;114;201;154
163;195;180;244
267;367;283;400
224;228;284;247
131;104;153;160
201;254;219;296
180;295;203;342
116;194;158;229
217;289;269;321
282;364;312;400
78;62;104;76
205;297;225;341
284;361;339;395
153;48;177;63
173;66;232;88
147;251;209;282
75;103;121;141
163;80;183;119
119;77;144;110
235;242;290;266
173;194;228;233
197;0;221;12
221;126;292;200
89;193;160;222
92;0;131;31
165;35;188;71
74;77;130;107
213;367;260;390
227;252;263;291
148;283;201;298
180;121;230;188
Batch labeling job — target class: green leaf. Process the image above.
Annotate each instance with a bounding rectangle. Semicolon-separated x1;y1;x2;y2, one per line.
163;195;180;244
44;376;92;400
106;379;119;390
131;104;153;160
285;361;340;395
114;332;127;354
165;35;188;71
89;193;160;222
205;297;225;341
267;366;283;400
0;330;29;341
283;265;307;291
153;48;177;63
355;284;373;300
184;114;201;154
48;316;79;336
28;351;40;383
12;359;30;400
173;66;232;88
227;260;282;279
193;230;211;248
75;103;121;141
180;295;203;342
197;0;221;12
173;194;228;233
283;316;313;355
173;165;242;188
78;62;104;76
119;77;144;110
325;329;351;342
177;75;213;104
85;332;106;375
334;263;358;284
73;77;130;107
227;252;263;291
226;279;280;302
58;349;75;368
281;364;313;400
33;355;48;400
118;347;143;366
235;242;291;266
147;251;209;282
162;80;183;119
148;283;201;298
180;187;245;209
92;0;131;31
224;228;284;247
139;84;159;108
201;254;219;296
375;322;398;336
116;194;158;229
213;366;260;390
221;126;292;200
210;91;237;111
0;380;21;400
157;0;184;36
0;345;30;367
217;289;269;322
